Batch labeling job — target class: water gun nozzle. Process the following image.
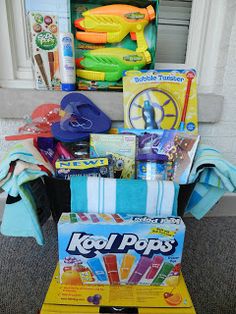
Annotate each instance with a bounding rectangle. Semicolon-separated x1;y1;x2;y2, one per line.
75;57;84;68
74;18;85;30
146;5;156;21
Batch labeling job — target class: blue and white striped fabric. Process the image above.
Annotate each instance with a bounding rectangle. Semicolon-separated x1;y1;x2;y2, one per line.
70;176;179;216
186;144;236;219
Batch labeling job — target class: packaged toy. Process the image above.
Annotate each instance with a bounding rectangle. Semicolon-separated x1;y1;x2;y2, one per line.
26;1;71;89
112;128;200;184
71;0;158;90
63;141;90;159
58;213;185;287
55;157;114;179
76;47;151;82
28;12;61;90
90;134;136;179
136;160;170;181
74;4;155;52
123;69;198;134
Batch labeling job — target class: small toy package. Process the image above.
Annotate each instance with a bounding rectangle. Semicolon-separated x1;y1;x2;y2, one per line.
90;134;136;179
55;157;114;179
71;0;159;90
123;69;198;134
112;128;200;184
26;0;71;90
58;213;185;287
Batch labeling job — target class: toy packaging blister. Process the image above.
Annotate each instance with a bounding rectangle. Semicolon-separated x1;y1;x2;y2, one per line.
90;134;136;179
112;128;200;184
55;157;114;179
71;0;159;90
123;69;198;134
58;213;185;287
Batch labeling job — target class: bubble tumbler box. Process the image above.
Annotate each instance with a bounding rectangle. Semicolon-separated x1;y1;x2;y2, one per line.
58;213;185;287
123;69;198;134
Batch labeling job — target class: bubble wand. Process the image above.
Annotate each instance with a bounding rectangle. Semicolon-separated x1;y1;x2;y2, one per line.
179;71;195;131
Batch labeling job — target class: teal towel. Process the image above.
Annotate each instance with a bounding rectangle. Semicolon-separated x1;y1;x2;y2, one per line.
186;145;236;219
0;140;53;188
1;183;44;245
0;140;53;245
71;176;179;216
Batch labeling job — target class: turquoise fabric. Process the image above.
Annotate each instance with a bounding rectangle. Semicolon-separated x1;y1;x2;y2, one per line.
116;179;147;215
70;176;178;216
71;176;88;213
1;184;44;245
186;145;236;219
172;183;179;216
0;140;53;245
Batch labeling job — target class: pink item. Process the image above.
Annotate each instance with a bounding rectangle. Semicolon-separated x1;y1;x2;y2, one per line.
5;104;60;141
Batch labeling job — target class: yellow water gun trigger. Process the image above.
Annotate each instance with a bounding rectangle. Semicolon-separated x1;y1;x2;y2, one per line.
77;69;105;81
135;29;148;52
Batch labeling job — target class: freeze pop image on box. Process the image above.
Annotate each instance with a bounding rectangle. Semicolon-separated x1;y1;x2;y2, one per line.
99;214;112;222
111;214;124;223
87;258;108;282
152;262;174;286
103;255;120;285
70;213;77;223
58;213;185;286
146;255;164;280
128;256;152;284
77;213;88;221
120;254;136;280
90;214;100;223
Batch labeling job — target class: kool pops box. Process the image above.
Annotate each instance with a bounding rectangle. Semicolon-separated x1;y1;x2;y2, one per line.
58;213;185;286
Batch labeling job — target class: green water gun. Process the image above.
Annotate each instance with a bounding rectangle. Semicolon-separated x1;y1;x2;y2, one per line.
76;47;151;81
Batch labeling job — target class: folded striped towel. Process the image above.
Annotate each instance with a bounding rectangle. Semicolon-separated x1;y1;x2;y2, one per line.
186;145;236;219
70;176;179;216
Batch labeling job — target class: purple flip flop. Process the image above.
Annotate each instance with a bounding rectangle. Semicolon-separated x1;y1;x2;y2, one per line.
51;93;111;142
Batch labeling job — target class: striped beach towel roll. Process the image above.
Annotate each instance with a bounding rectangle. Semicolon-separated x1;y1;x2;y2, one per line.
70;176;179;216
